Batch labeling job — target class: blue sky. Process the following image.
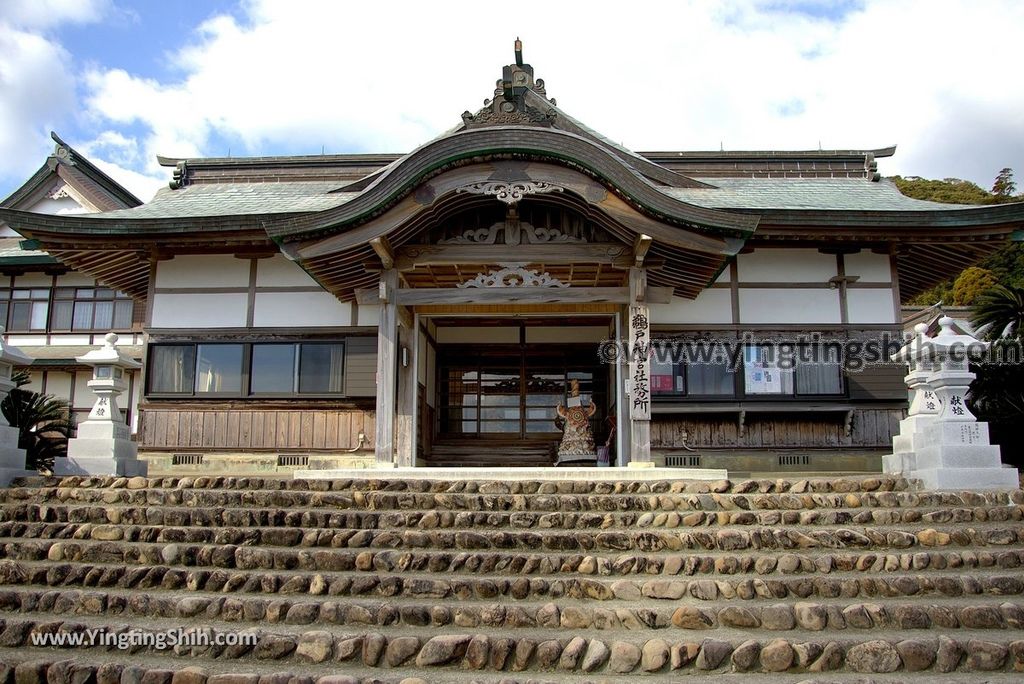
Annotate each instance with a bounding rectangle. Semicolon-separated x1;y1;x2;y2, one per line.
1;0;1022;203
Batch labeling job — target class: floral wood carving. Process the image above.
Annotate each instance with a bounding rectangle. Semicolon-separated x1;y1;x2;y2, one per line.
455;180;564;206
457;264;569;289
439;220;585;245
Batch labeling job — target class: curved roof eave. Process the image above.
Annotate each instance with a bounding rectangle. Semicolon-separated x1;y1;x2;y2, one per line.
0;207;291;238
266;127;760;243
734;201;1024;230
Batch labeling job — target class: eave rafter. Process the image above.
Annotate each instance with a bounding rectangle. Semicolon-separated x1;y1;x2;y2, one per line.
2;225;277;303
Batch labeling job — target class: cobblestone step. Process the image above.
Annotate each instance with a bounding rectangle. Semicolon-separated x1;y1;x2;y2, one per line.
0;474;1022;681
3;553;1024;605
5;501;1023;531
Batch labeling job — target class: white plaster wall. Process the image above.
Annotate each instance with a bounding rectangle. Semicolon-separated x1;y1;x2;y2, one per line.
55;273;96;287
27;195;89;215
650;289;733;325
252;292;352;327
714;267;732;284
129;370;142;434
45;372;73;406
7;335;47;346
48;335;93;346
525;326;608;343
737;249;837;282
847;288;898;324
12;274;52;287
256;255;320;287
844;251;892;282
435;327;519;344
23;372;43;393
151;293;248;328
739;289;842;324
72;372;94;408
155;255;251;288
357;304;380;327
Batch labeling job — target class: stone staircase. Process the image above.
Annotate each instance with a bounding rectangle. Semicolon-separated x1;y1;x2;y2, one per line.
0;474;1021;683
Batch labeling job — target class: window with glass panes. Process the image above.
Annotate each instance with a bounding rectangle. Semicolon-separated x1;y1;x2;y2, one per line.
51;287;133;331
147;341;346;396
743;344;843;396
0;289;51;332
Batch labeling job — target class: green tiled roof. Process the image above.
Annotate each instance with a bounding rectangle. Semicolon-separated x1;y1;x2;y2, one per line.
91;183;359;219
668;178;971;211
0;237;56;264
79;176;975;222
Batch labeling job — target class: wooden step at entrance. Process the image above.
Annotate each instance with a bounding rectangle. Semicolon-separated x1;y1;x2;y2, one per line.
425;440;557;467
0;474;1021;682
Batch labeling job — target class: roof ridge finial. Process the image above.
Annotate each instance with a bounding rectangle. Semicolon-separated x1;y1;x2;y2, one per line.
515;37;523;66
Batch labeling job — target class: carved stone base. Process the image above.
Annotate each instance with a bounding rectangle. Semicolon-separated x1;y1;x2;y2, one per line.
898;420;1018;491
555;453;596;467
0;424;32;486
57;437;147;477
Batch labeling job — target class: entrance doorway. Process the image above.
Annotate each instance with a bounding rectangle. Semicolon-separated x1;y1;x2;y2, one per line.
422;319;613;466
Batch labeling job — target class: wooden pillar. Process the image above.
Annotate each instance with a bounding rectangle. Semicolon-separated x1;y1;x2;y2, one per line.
627;267;653;465
374;269;398;465
395;313;416;467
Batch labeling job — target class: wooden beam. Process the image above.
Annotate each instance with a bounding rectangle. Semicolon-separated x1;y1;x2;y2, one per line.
633;234;653;267
395;287;630;306
356;285;671;306
374;269;398;465
369;236;395;270
394;243;633;270
628;266;647;303
395;321;415;467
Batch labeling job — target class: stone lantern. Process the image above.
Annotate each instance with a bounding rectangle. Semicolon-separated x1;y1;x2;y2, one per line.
56;332;147;477
894;317;1018;490
883;323;940;475
0;329;34;485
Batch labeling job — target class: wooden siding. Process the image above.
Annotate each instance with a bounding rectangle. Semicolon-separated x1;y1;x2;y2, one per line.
846;364;908;401
140;408;375;451
345;336;377;397
652;408;902;450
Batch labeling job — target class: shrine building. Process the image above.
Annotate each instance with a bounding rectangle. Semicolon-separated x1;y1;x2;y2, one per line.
2;44;1023;476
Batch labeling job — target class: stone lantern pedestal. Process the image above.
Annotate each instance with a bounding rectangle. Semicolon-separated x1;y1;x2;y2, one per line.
883;324;941;475
56;333;147;477
888;317;1018;490
0;331;34;485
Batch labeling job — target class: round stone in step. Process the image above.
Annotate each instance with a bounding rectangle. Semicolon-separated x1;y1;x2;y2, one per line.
845;639;902;673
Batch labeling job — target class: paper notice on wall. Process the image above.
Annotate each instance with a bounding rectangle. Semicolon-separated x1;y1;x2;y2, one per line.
744;346;782;395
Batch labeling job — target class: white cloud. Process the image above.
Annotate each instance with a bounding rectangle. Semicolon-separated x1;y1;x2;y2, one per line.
0;25;77;188
2;0;110;30
4;0;1022;200
88;157;165;203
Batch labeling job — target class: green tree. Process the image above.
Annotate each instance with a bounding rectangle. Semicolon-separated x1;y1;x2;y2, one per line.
0;370;75;474
893;168;1023;305
973;284;1024;340
969;285;1024;467
893;175;999;205
992;168;1017;198
952;266;997;305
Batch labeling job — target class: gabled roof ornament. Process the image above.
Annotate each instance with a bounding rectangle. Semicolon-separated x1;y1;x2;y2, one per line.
462;39;556;128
